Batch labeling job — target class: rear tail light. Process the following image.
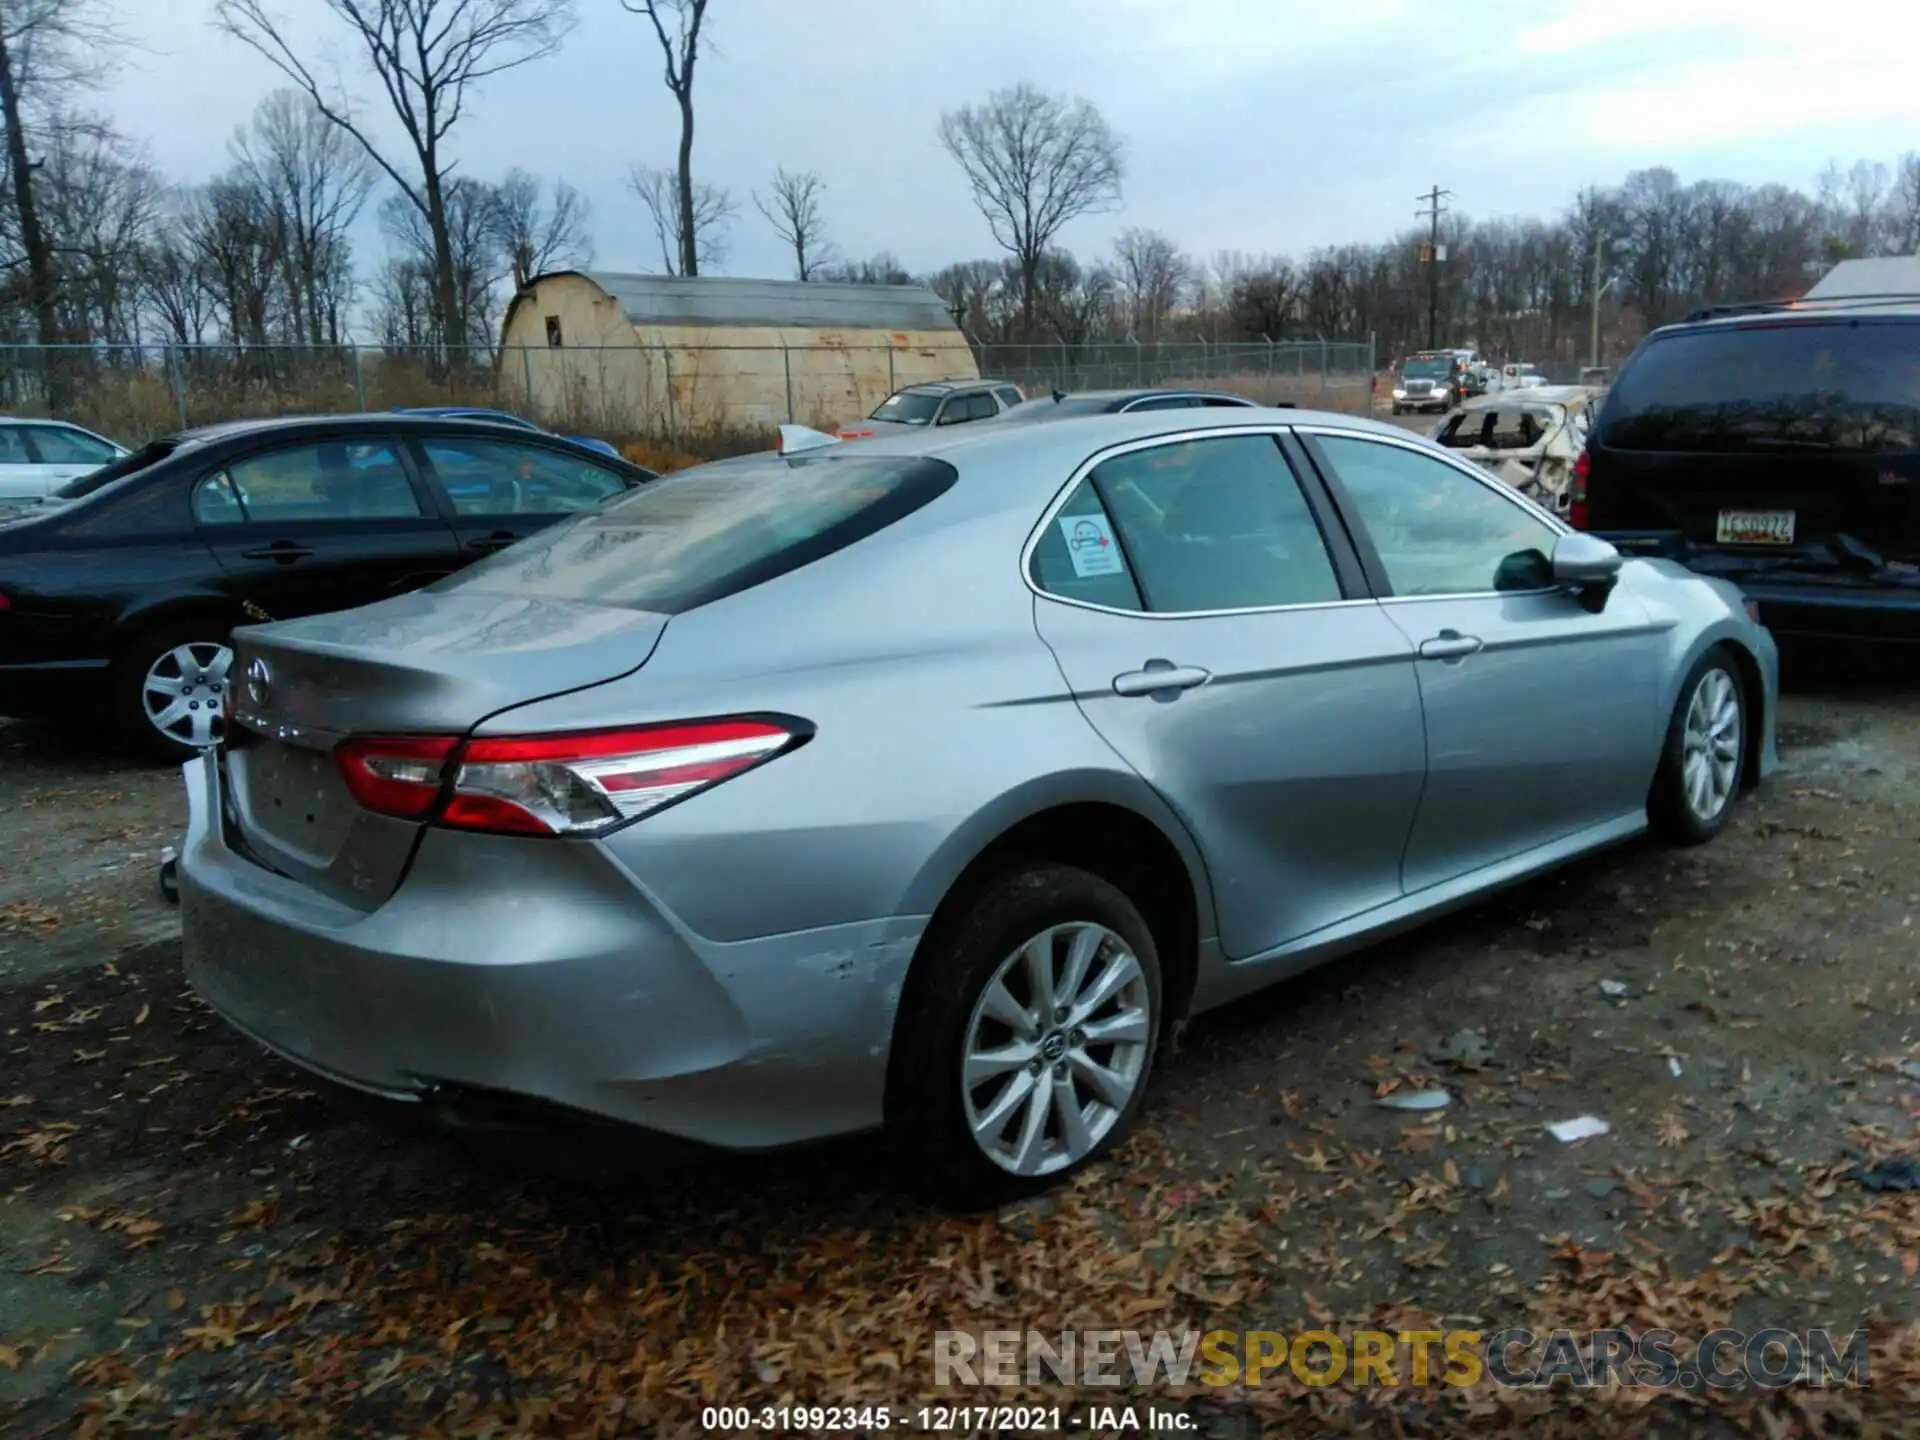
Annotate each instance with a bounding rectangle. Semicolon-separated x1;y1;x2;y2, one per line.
1567;447;1591;530
336;736;460;819
838;429;874;440
333;719;802;837
0;591;10;611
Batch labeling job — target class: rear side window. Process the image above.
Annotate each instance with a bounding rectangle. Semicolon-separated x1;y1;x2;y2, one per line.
434;452;957;614
1031;435;1343;613
995;386;1023;410
1600;319;1920;456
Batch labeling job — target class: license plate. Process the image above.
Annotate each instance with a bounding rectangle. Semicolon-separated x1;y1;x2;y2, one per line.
1715;509;1795;545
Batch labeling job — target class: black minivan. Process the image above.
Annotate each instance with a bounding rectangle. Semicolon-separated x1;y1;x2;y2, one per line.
1572;299;1920;643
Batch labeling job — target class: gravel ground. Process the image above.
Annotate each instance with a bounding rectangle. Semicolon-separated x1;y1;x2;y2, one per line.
0;655;1917;1437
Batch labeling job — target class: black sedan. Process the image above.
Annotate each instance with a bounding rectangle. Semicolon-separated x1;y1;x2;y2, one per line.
0;413;655;757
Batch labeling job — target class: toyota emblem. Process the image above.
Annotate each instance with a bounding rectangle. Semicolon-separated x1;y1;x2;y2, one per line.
245;657;271;708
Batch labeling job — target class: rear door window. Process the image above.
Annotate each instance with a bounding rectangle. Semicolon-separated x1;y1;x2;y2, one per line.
1600;319;1920;456
215;441;423;522
1031;435;1344;613
418;437;630;516
433;452;958;614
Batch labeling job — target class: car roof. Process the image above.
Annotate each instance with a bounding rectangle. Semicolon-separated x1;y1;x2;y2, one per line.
836;405;1407;477
171;412;575;445
1664;297;1920;335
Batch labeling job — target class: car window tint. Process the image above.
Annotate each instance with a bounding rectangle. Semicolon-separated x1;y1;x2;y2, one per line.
0;426;30;463
1600;320;1920;455
29;426;116;464
995;387;1023;410
1127;396;1196;412
871;390;939;425
1028;479;1147;611
1317;436;1556;596
434;452;957;615
967;393;998;421
219;440;421;522
192;472;246;526
421;437;628;516
1090;434;1342;612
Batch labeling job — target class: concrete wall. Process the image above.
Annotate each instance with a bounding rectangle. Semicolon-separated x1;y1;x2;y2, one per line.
499;274;978;432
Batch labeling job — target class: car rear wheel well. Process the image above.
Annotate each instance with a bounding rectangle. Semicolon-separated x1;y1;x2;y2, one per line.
921;803;1201;1035
1722;640;1766;789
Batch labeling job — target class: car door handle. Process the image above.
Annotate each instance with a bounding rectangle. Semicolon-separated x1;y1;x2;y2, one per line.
465;530;519;552
1418;631;1484;660
240;542;313;563
1112;662;1212;697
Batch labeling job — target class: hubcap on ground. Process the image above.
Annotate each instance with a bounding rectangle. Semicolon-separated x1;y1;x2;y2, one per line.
1681;667;1741;823
960;921;1152;1177
142;642;232;749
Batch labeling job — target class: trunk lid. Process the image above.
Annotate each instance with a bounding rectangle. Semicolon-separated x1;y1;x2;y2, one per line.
222;588;668;909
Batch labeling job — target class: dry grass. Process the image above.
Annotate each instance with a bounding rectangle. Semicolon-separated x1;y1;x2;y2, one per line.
4;355;1374;468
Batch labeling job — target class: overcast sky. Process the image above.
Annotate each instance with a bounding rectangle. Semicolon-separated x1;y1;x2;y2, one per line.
109;0;1920;285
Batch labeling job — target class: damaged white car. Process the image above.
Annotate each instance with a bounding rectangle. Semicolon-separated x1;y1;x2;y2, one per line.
1430;386;1603;513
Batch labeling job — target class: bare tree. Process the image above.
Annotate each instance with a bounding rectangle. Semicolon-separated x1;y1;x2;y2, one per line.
492;168;591;291
1891;153;1920;256
937;82;1123;340
214;0;576;353
620;0;710;276
186;176;284;347
231;89;374;346
753;166;834;281
34;127;158;343
0;0;127;388
379;179;502;348
1111;227;1186;341
139;194;216;345
627;162;733;276
818;252;913;286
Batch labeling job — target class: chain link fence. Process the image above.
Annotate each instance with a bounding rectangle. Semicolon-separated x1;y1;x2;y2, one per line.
0;336;1378;450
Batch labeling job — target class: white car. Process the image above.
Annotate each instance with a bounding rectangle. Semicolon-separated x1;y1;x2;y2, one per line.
0;419;129;503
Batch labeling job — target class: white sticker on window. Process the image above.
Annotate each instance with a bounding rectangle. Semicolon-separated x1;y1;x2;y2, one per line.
1059;513;1125;577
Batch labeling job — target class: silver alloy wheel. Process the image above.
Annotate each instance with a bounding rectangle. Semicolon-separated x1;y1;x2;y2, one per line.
1681;666;1742;824
142;642;232;749
960;921;1152;1177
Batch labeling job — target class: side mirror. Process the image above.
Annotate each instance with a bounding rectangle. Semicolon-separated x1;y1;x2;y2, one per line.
1552;531;1623;612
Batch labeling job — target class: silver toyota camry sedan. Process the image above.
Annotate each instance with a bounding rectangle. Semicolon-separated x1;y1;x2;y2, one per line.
179;408;1778;1204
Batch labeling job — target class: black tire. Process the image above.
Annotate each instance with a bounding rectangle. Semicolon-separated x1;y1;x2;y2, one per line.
1649;645;1747;846
113;618;234;762
1390;403;1405;415
885;861;1163;1209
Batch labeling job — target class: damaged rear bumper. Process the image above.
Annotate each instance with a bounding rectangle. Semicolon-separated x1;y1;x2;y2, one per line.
176;753;921;1151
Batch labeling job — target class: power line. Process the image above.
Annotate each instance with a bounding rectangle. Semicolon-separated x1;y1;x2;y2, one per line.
1416;185;1453;349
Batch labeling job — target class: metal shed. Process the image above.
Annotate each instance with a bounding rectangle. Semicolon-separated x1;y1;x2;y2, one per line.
498;271;977;435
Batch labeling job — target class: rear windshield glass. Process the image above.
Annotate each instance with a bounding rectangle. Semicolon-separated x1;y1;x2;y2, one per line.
870;391;941;425
53;439;179;498
1599;319;1920;455
431;451;958;614
1004;395;1112;419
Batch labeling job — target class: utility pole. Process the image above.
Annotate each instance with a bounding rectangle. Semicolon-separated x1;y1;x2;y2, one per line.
1588;234;1617;371
1416;185;1453;349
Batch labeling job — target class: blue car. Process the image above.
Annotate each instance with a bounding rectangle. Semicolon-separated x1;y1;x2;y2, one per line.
391;407;623;461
